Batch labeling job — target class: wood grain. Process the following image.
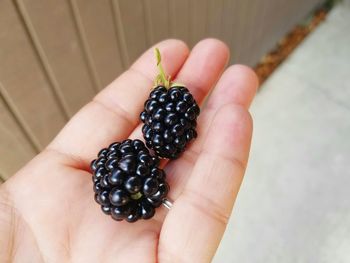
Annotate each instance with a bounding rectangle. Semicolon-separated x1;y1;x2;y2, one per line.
207;0;225;40
189;0;208;46
0;87;37;179
19;0;97;115
0;0;323;179
0;0;67;150
143;0;170;45
73;0;125;88
116;0;148;64
169;0;190;41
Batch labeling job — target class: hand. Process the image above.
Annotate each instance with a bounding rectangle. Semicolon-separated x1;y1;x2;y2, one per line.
0;39;258;262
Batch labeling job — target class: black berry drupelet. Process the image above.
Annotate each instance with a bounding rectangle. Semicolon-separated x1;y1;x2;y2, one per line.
140;48;200;159
140;85;200;159
91;139;169;222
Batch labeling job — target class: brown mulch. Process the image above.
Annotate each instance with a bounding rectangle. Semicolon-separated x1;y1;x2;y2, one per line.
254;9;328;84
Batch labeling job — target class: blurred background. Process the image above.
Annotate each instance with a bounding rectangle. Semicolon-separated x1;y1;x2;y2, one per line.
0;0;349;262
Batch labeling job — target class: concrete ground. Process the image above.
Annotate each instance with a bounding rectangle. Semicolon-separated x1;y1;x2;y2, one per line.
214;2;350;263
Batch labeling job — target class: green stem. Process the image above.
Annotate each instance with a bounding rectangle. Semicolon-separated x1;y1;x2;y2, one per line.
154;48;171;89
131;192;143;200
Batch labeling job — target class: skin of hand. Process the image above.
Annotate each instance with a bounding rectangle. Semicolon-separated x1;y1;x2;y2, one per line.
0;39;258;263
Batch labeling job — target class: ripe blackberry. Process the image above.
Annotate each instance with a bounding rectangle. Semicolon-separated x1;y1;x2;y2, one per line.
91;139;169;223
141;86;200;159
140;49;200;159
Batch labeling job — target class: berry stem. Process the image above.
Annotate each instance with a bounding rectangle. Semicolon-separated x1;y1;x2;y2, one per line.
154;48;171;89
131;192;143;200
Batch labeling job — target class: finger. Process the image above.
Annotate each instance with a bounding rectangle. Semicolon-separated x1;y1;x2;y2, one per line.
206;64;258;110
165;65;258;197
128;38;230;140
159;104;253;262
173;38;230;101
48;40;189;164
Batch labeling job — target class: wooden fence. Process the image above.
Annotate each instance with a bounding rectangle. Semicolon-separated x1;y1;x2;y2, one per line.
0;0;322;180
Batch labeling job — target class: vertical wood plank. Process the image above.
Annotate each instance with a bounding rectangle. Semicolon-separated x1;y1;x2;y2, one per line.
227;0;254;63
190;0;208;46
0;91;37;179
225;0;242;62
14;0;71;119
0;83;41;152
206;0;225;39
69;0;102;90
238;0;272;66
281;0;299;32
168;0;190;41
0;0;67;147
116;0;148;64
74;0;125;88
221;0;237;50
253;0;282;63
269;0;292;42
19;0;97;115
143;0;170;45
0;0;325;179
237;0;261;65
284;0;322;31
111;0;130;67
241;0;323;66
141;0;154;45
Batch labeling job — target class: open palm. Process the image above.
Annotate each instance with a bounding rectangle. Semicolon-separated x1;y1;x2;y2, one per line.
0;39;258;263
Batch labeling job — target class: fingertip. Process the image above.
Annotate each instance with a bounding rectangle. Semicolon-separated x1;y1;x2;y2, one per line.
223;64;259;103
174;38;230;102
206;64;259;110
194;38;230;63
205;103;253;161
229;64;259;93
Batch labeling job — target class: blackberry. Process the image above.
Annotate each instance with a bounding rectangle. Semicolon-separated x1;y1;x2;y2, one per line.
141;86;200;159
140;49;200;159
91;139;169;222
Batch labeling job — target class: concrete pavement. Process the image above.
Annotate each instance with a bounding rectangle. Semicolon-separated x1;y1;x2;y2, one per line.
214;2;350;262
